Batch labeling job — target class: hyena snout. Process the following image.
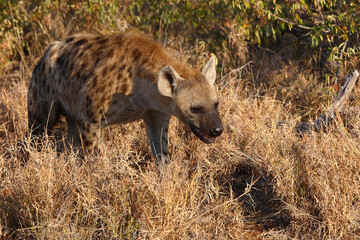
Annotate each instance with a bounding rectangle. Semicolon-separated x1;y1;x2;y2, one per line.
210;124;224;137
189;112;223;144
208;111;223;137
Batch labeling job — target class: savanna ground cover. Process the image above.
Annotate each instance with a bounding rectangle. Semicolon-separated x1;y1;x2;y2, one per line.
0;1;360;239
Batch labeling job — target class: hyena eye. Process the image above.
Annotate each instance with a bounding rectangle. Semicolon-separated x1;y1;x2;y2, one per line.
190;106;204;114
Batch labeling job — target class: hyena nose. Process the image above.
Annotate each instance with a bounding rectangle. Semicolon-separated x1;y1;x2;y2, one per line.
210;125;224;137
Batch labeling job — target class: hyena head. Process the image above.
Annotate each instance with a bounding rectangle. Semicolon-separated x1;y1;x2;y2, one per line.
158;56;223;143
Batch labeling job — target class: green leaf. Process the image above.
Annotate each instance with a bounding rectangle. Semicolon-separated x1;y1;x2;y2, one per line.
311;35;318;47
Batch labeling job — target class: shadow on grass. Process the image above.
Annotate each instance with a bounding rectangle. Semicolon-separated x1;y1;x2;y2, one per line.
223;163;289;230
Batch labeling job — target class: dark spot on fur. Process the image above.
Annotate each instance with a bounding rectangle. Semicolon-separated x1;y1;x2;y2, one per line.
107;48;115;59
93;45;104;53
102;67;108;77
76;71;82;81
81;133;87;141
101;94;110;104
116;85;121;92
92;132;96;137
57;54;65;67
86;108;94;119
86;96;93;113
114;35;124;45
120;83;129;93
65;37;75;43
83;43;92;52
127;66;133;78
117;72;123;81
128;70;133;79
119;63;126;72
96;38;108;45
83;122;90;133
109;64;116;72
76;51;84;59
94;55;102;67
94;36;102;41
132;49;141;62
91;77;98;88
98;84;106;93
74;39;88;47
142;57;149;64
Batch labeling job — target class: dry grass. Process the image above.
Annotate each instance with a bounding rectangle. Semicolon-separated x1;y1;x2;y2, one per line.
1;3;360;239
1;60;360;239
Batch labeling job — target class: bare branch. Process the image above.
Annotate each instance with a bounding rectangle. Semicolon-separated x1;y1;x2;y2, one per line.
295;70;359;134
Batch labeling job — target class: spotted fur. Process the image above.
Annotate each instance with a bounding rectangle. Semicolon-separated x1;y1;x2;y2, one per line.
28;31;223;162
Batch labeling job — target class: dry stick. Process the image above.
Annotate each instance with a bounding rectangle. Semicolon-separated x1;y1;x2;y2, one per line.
296;69;359;134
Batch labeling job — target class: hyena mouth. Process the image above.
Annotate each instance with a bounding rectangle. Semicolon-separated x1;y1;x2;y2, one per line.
189;123;215;144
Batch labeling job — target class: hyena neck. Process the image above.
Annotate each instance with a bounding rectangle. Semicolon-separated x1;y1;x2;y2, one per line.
132;68;175;114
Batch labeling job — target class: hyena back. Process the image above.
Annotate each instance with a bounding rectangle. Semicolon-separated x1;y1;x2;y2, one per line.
28;31;223;162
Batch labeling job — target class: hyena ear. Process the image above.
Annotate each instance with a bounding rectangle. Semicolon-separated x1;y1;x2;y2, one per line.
158;66;181;98
201;55;217;85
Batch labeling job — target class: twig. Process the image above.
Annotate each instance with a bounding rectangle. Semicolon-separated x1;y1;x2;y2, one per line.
273;15;312;31
220;61;252;82
295;70;359;134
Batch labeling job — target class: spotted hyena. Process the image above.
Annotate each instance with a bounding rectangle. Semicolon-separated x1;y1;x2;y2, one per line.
28;31;223;162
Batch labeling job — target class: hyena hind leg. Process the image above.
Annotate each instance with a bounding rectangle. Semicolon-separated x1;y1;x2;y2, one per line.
65;118;100;153
27;98;61;138
27;95;62;153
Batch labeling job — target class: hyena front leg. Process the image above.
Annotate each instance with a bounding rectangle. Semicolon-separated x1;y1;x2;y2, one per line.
143;110;170;164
